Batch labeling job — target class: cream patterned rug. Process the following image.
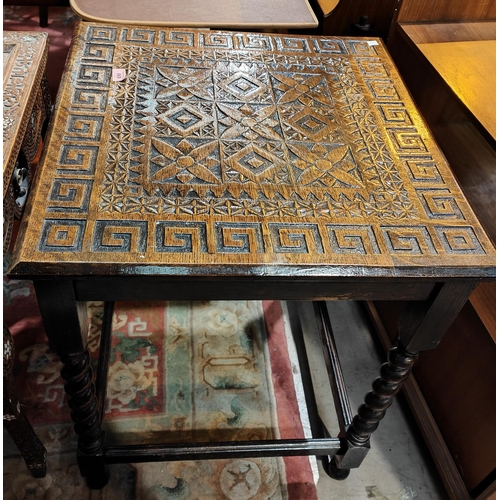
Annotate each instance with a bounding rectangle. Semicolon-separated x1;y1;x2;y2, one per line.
4;265;317;499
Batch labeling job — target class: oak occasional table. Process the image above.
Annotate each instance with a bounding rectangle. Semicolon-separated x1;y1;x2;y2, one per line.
8;22;495;489
4;30;51;478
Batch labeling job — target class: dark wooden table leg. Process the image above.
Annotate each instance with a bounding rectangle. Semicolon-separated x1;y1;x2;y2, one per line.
4;324;47;478
325;280;477;478
40;74;52;136
34;280;109;489
39;6;49;27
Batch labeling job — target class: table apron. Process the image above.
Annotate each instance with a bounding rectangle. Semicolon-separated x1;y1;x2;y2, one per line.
69;277;445;302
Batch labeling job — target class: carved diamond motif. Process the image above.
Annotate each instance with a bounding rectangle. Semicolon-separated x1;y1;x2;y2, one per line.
226;144;286;182
286;109;333;141
221;72;266;101
157;104;211;136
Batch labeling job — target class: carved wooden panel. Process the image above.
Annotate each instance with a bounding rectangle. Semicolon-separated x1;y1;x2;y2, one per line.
10;23;495;277
3;31;48;199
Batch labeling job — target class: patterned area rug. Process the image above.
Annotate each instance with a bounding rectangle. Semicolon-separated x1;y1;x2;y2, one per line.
3;259;318;499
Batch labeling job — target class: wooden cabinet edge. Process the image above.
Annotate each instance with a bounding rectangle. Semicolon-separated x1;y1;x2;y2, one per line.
363;301;471;500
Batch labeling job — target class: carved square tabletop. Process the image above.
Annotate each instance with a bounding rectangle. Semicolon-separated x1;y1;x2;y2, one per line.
9;23;495;279
3;31;48;199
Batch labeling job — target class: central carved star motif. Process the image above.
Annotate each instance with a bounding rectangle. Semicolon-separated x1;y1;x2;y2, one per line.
150;138;220;184
272;73;332;106
288;143;364;188
217;103;282;141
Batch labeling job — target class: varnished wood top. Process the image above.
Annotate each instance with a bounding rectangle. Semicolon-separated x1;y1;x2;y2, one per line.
418;40;496;139
3;31;48;199
9;23;495;279
400;22;496;140
70;0;318;29
399;21;496;45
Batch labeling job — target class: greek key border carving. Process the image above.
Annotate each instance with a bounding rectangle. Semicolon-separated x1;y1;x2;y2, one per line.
38;219;86;252
155;221;208;252
92;220;148;252
36;219;486;257
31;26;490;265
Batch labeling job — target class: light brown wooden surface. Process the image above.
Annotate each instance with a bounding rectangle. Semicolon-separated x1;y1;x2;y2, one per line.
400;20;496;44
469;282;496;342
69;0;318;28
9;23;495;279
389;23;496;244
431;122;496;241
396;0;495;24
416;40;495;139
3;31;48;199
315;0;340;18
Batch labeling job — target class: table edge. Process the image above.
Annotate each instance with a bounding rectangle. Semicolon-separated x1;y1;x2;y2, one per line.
7;260;496;281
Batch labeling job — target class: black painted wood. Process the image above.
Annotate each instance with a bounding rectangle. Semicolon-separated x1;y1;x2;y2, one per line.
3;325;47;478
105;438;342;464
398;280;478;353
287;304;332;441
34;279;89;355
314;301;353;434
95;301;114;424
71;277;437;302
347;342;418;446
60;350;108;487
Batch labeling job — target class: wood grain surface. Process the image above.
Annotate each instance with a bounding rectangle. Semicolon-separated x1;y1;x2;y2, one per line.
396;0;496;24
417;40;495;139
399;20;496;45
8;23;495;279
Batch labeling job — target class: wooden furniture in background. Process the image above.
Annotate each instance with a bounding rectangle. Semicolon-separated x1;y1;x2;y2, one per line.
8;22;495;489
314;0;340;18
319;0;399;38
380;4;496;497
3;30;51;478
317;0;495;41
3;30;51;256
3;0;70;27
413;36;495;138
393;0;495;28
3;325;47;477
69;0;318;29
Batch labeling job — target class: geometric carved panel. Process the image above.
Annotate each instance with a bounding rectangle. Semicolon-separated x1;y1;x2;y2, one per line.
9;24;494;275
3;31;49;198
